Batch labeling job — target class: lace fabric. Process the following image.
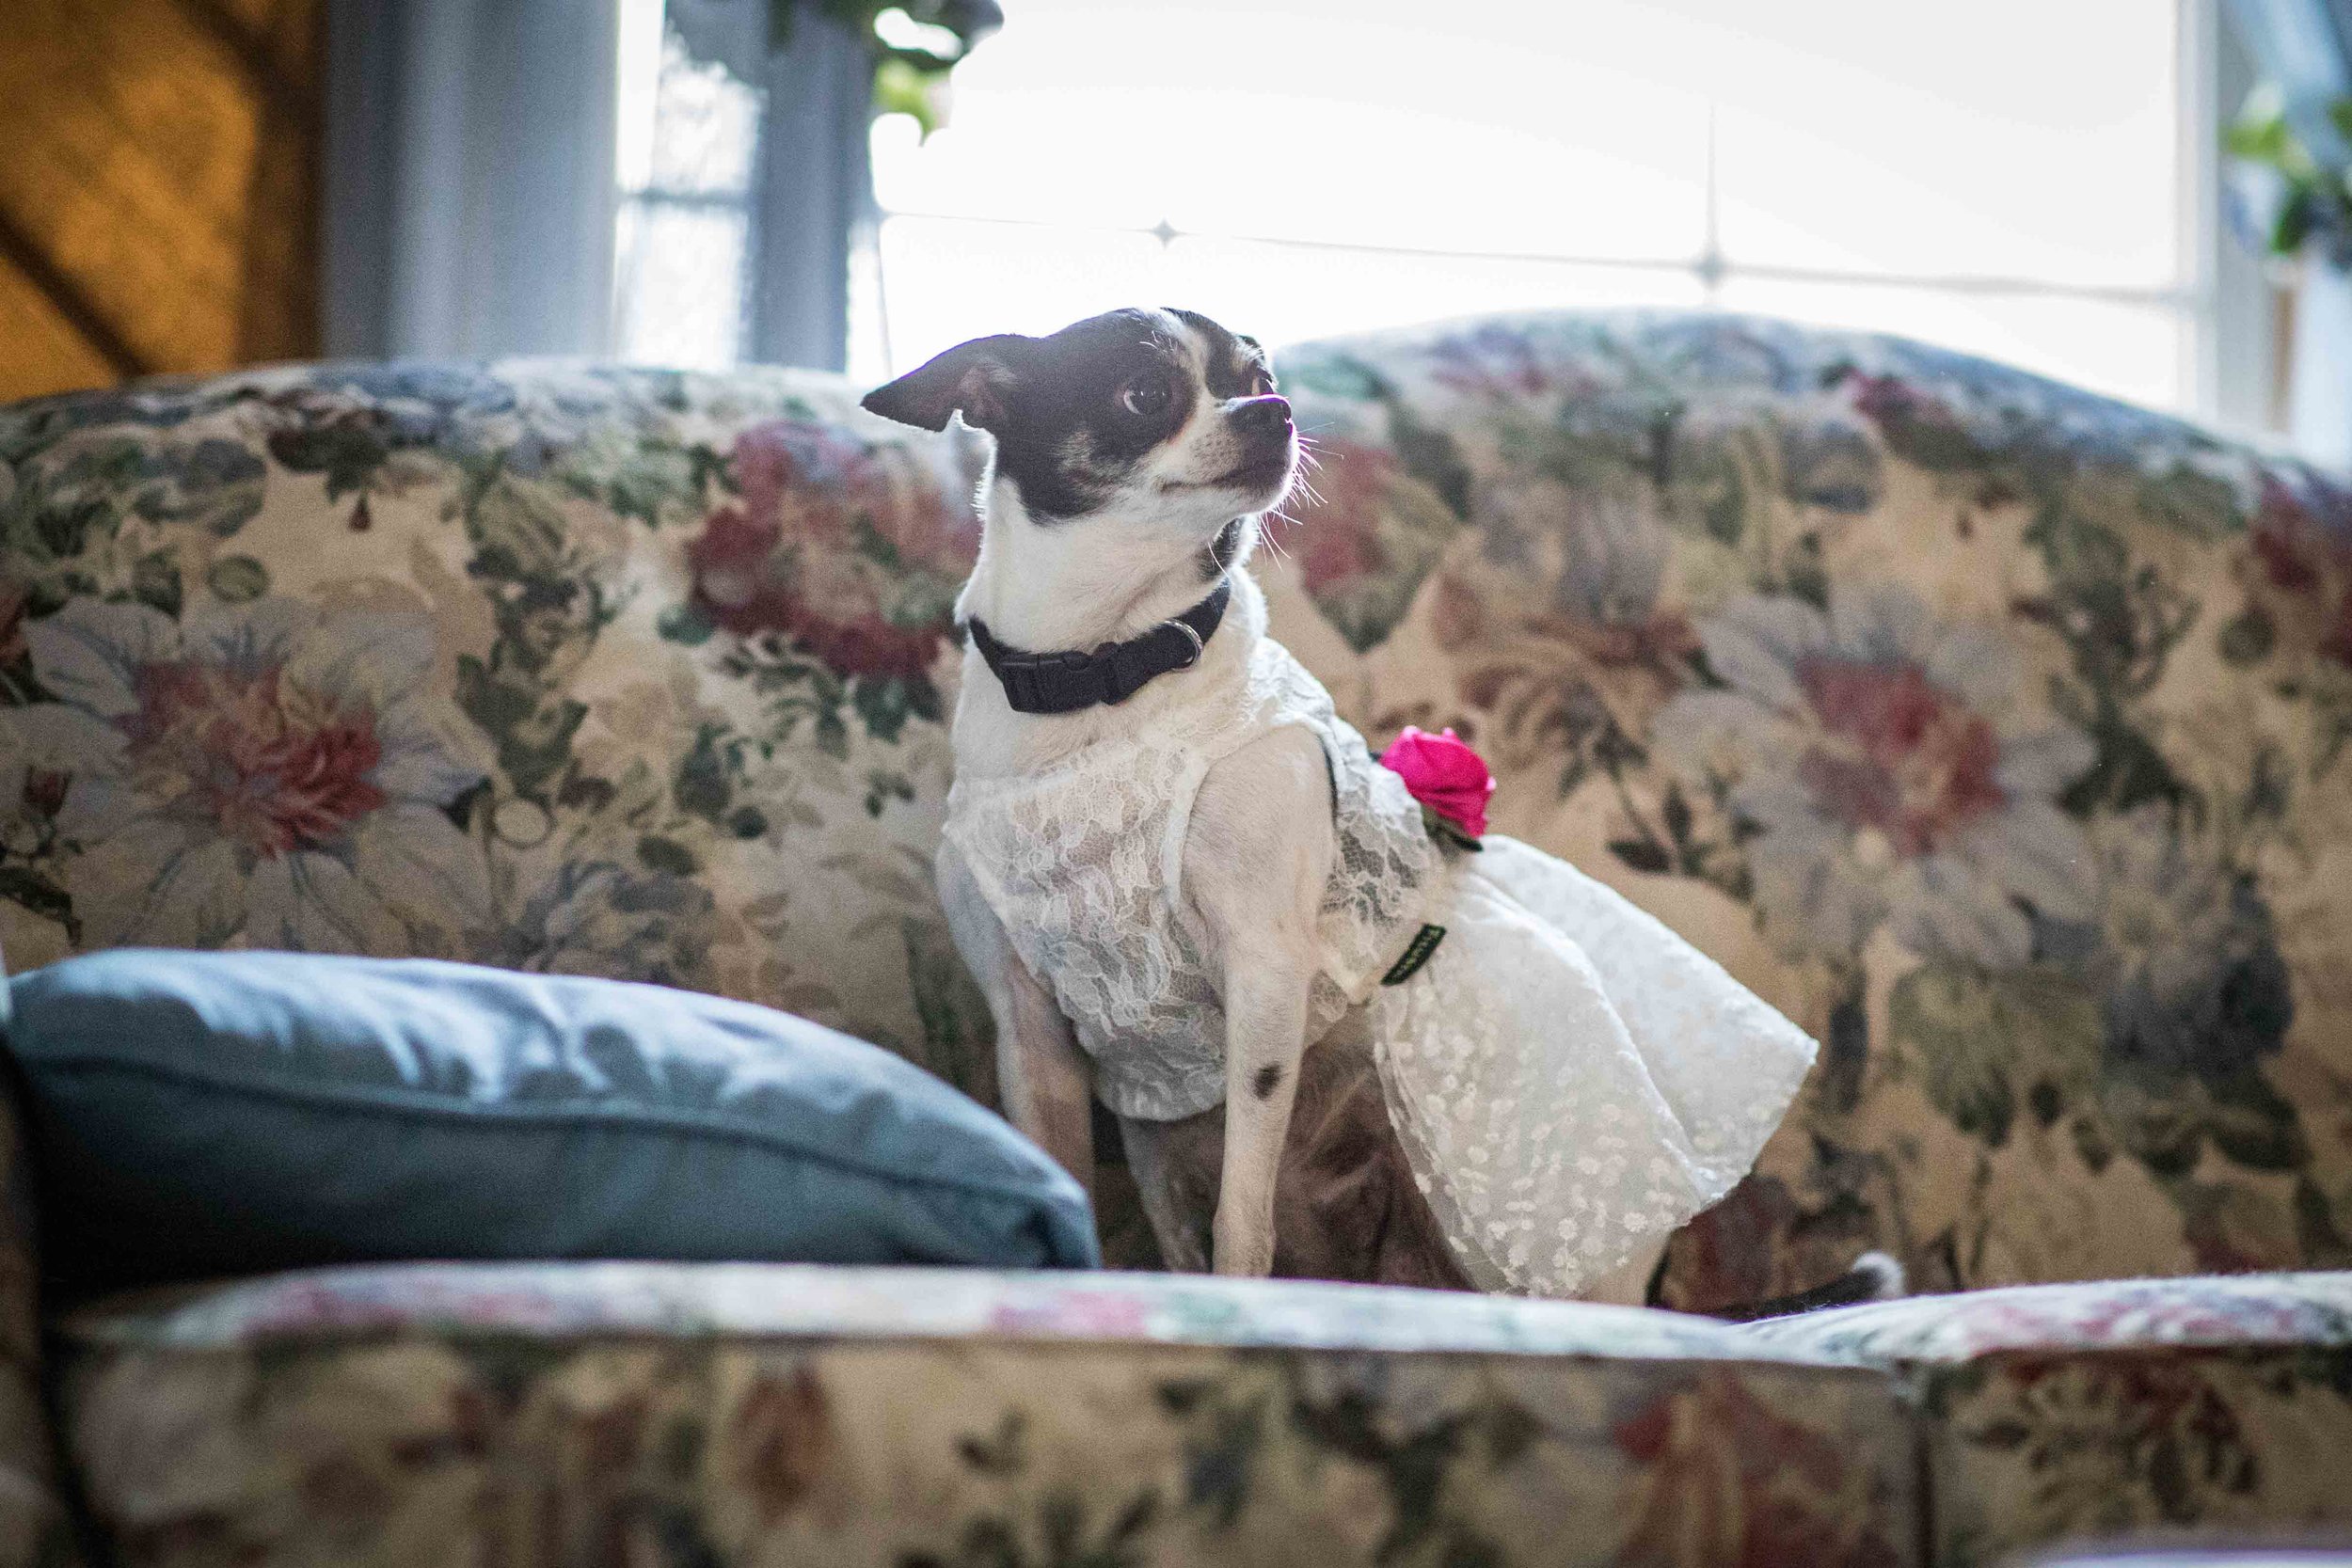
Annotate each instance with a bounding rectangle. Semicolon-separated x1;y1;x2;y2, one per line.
946;635;1817;1297
943;638;1445;1120
1371;837;1817;1296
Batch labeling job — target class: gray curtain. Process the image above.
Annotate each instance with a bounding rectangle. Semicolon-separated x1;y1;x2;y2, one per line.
324;0;623;360
665;0;873;371
326;0;880;370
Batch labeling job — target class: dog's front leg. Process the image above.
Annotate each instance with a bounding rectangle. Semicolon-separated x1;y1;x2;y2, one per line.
1184;728;1332;1277
938;840;1095;1194
1211;946;1312;1275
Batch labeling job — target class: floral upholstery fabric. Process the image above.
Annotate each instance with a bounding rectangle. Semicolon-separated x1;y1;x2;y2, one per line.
53;1262;1918;1568
1920;1346;2352;1567
1742;1276;2352;1564
1266;312;2352;1303
0;362;997;1099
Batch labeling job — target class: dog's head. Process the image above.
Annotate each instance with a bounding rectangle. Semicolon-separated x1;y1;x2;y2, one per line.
861;308;1295;538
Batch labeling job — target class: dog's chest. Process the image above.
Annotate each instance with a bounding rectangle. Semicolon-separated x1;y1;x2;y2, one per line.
942;639;1449;1121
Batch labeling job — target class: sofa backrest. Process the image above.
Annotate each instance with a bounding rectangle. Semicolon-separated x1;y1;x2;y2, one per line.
5;312;2348;1302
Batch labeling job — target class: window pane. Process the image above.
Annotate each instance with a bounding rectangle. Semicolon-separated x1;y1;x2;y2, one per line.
1715;276;2186;409
870;0;1712;260
1709;1;2180;287
1164;238;1707;348
638;28;763;196
613;200;750;370
877;218;1167;370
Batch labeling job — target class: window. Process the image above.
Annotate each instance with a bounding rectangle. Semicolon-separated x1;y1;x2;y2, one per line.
612;0;767;371
612;1;2229;417
866;0;2211;411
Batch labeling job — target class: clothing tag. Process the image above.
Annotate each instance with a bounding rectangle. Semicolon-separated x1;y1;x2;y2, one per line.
1380;925;1447;986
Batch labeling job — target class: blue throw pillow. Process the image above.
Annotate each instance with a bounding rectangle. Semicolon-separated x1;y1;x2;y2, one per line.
3;949;1096;1295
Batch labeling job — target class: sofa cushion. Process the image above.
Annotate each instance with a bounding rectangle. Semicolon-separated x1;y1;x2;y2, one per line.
4;949;1097;1295
52;1261;1921;1568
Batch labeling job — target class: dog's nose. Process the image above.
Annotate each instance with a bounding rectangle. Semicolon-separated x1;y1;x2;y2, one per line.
1231;395;1293;438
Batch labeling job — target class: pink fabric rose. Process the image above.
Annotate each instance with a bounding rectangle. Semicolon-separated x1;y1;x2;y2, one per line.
1378;726;1494;841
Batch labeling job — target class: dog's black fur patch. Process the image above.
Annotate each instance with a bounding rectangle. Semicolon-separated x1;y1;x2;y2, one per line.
1205;517;1247;578
862;307;1281;523
1251;1063;1283;1100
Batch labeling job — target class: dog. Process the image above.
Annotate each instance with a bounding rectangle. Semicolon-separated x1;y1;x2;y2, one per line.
864;308;1899;1315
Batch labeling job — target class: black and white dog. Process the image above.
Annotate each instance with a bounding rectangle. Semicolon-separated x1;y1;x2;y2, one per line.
865;307;1899;1314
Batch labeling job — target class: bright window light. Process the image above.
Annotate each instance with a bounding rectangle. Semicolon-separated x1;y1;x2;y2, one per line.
861;0;2195;408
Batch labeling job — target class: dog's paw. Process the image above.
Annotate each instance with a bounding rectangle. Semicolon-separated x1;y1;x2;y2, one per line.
1211;1215;1277;1278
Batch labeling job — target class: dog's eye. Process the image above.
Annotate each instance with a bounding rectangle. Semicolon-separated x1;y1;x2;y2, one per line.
1119;379;1169;417
1245;368;1274;396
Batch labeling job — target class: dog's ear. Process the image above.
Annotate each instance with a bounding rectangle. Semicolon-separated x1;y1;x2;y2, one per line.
861;334;1030;434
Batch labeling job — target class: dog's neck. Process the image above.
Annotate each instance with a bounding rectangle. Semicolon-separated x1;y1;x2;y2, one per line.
949;472;1265;781
955;477;1234;652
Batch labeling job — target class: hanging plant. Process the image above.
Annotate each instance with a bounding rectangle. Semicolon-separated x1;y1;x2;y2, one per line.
2225;83;2352;274
768;0;1004;135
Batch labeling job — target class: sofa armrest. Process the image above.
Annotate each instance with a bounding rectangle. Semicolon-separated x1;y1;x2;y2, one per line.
1739;1274;2352;1563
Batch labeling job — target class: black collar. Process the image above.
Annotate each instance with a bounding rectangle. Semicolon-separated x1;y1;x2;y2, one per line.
966;578;1232;715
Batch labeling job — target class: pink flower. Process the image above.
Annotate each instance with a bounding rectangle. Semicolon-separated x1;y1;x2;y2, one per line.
684;420;980;679
1379;725;1494;839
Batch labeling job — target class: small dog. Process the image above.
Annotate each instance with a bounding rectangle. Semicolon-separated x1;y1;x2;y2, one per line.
865;308;1898;1314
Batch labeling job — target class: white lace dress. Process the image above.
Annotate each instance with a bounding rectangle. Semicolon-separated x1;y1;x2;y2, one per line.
944;636;1817;1298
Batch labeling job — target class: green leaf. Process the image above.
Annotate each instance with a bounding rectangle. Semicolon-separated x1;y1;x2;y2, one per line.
2274;194;2317;257
1889;962;2103;1151
674;725;732;822
591;442;701;528
131;549;182;618
815;710;850;760
658;604;716;647
468;475;571;584
2137;462;2244;540
267;422;393;499
0;865;79;942
873;55;944;136
637;835;699;877
2204;1065;2308;1171
2218;605;2275;666
851;673;916;742
205;555;270;604
1608;837;1669;874
2226;105;2291;162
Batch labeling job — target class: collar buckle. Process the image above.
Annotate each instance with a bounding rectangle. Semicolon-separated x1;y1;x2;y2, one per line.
1163;617;1206;671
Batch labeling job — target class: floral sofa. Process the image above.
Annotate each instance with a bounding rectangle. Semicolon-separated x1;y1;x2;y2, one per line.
2;309;2351;1566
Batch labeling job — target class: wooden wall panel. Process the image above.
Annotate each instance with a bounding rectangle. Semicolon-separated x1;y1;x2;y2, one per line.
0;0;320;403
